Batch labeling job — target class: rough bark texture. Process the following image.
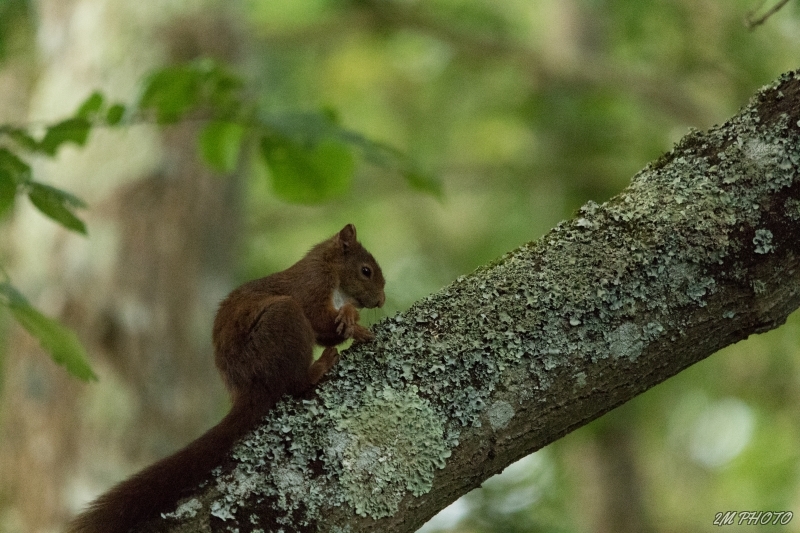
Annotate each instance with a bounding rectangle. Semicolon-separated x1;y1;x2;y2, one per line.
139;70;800;533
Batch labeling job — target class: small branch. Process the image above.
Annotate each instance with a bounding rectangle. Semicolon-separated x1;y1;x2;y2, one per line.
745;0;792;29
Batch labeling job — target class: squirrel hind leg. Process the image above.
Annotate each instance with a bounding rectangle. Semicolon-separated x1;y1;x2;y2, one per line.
218;295;316;400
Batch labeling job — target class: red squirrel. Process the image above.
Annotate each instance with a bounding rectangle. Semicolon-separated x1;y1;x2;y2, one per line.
67;223;385;533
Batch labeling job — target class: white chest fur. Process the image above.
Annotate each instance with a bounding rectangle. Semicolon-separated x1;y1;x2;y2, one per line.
332;288;348;310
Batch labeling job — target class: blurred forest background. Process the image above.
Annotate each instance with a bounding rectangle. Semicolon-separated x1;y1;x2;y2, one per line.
0;0;799;532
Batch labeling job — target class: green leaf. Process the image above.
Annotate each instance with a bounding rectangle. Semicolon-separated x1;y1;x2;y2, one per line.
39;117;92;156
204;65;243;116
27;182;87;234
333;129;443;199
199;121;246;173
0;127;38;151
139;65;201;123
259;134;354;204
0;147;29;216
138;60;243;123
262;111;442;200
76;91;104;120
0;168;16;218
405;167;443;199
0;147;31;183
106;104;126;125
0;283;97;382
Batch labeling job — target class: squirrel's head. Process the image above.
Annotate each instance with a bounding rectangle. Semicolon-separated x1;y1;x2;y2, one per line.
334;224;386;309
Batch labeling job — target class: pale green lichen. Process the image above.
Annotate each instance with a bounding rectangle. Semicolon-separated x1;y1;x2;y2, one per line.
210;499;236;521
161;498;202;520
332;385;450;518
487;400;515;431
209;462;263;524
606;322;644;362
753;229;774;254
753;279;767;295
786;197;800;220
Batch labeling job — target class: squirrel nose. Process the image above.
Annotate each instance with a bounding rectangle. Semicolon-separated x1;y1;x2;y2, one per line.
378;291;386;308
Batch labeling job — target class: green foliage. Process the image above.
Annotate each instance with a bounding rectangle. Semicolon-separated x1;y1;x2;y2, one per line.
0;113;94;377
2;60;438;212
255;112;442;201
0;57;436;381
0;282;96;381
335;125;443;198
0;142;87;235
0;145;31;179
0;147;26;218
27;182;87;235
259;131;355;203
0;166;14;218
0;126;38;151
139;60;242;123
76;91;105;120
199;120;246;173
0;0;31;62
138;60;439;202
253;111;435;203
38;117;92;156
105;103;126;125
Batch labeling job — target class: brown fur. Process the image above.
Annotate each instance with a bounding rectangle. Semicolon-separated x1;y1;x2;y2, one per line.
67;224;385;533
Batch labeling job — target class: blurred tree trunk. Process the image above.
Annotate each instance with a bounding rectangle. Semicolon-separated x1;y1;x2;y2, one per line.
592;409;654;533
0;1;243;531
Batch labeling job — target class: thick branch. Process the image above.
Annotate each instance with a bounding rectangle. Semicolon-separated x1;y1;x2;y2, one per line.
144;70;800;533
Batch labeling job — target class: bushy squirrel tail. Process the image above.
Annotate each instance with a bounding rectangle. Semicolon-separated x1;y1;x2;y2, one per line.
66;390;274;533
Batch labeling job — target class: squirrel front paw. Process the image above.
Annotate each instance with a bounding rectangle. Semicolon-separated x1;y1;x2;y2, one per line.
335;303;375;342
335;304;359;338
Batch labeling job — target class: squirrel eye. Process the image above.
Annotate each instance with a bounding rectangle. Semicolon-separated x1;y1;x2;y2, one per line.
361;266;372;278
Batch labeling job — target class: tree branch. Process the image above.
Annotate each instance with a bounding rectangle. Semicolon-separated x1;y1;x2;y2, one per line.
142;70;800;533
745;0;792;29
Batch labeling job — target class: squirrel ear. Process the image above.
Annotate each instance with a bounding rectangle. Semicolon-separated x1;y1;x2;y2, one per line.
338;224;357;248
